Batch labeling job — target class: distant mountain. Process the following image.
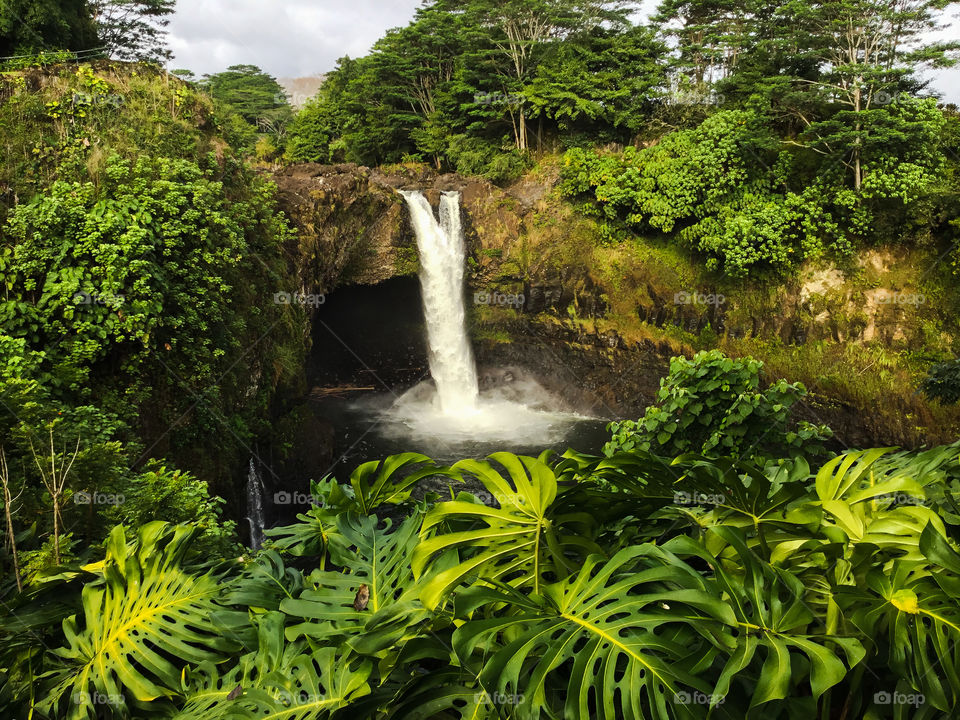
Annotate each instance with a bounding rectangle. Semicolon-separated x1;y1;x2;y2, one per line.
278;75;326;108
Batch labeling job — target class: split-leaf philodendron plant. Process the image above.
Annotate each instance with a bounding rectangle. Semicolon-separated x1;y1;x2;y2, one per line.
2;443;960;719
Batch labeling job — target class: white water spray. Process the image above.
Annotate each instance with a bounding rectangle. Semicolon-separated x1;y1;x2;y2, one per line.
400;191;479;415
380;190;589;446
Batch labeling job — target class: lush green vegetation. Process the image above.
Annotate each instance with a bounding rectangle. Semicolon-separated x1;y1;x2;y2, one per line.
0;0;175;62
3;442;960;719
559;96;951;277
285;0;665;179
186;65;294;159
0;63;305;572
1;0;960;717
605;350;833;462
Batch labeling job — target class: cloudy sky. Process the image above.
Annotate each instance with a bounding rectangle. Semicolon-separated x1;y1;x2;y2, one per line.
167;0;423;79
166;0;959;102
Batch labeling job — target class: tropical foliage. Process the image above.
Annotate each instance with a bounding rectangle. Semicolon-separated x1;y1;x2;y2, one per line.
2;442;960;719
0;63;304;572
605;350;833;462
0;0;175;62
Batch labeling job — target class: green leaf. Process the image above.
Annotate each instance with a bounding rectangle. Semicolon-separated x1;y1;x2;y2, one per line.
412;453;597;610
452;545;735;720
349;453;450;514
177;615;372;720
667;528;865;708
44;523;239;719
280;513;430;654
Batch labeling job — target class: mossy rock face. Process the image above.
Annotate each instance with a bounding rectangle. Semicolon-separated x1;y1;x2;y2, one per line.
394;247;419;276
274;158;960;446
272;164;413;293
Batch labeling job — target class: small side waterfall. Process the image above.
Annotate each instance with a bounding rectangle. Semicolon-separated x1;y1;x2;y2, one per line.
245;458;266;550
400;191;479;415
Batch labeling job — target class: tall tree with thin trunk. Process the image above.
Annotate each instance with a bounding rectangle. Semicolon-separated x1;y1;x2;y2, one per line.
787;0;958;189
0;448;22;591
30;430;80;566
430;0;634;150
89;0;176;62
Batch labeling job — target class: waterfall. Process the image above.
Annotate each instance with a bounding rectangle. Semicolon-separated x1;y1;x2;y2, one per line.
383;190;584;445
400;190;479;415
245;458;266;550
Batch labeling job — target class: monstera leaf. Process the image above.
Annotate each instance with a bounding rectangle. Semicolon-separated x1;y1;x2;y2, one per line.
176;612;373;720
844;524;960;712
550;449;682;538
266;478;348;564
347;452;450;514
452;544;736;720
667;528;865;709
43;522;239;719
412;452;598;610
382;671;503;720
814;448;948;559
280;513;431;655
223;550;306;615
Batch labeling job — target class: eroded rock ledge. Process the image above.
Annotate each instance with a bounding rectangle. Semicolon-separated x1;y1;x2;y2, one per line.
272;163;571;298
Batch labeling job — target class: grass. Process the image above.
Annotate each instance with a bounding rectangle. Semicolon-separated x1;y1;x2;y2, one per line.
727;336;960;446
0;61;220;214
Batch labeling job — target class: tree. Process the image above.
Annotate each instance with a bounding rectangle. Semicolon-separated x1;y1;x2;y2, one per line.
525;26;667;142
89;0;176;62
363;4;470;166
29;429;80;566
430;0;634;150
0;0;97;56
785;0;958;189
203;64;293;140
653;0;753;88
0;448;22;591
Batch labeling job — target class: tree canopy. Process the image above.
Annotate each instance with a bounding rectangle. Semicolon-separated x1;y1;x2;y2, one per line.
0;0;176;62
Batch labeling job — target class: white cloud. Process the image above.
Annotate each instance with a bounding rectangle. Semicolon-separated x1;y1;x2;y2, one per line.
167;0;421;78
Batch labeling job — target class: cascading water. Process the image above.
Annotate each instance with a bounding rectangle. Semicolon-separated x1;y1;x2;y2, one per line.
245;458;266;550
400;191;479;415
378;189;588;447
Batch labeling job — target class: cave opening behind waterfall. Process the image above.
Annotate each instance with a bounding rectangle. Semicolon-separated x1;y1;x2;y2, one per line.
303;269;608;491
306;276;429;392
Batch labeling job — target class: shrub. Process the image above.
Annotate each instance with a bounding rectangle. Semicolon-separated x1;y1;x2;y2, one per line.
605;349;832;461
924;358;960;405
